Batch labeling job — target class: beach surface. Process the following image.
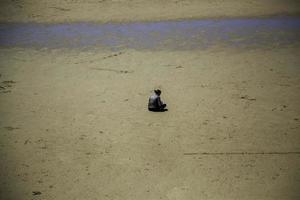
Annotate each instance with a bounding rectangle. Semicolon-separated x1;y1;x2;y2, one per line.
0;1;300;200
0;0;300;23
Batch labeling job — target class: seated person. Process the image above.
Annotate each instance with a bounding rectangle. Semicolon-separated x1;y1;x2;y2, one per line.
148;89;167;112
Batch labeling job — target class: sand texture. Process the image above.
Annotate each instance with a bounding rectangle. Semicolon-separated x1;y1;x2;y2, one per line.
0;0;300;23
1;47;300;199
0;0;300;200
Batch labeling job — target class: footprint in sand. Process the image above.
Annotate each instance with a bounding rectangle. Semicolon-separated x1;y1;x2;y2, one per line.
32;191;42;196
3;126;20;131
0;80;16;94
102;52;123;59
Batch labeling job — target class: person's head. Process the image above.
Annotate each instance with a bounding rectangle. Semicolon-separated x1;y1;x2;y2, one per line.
154;89;161;96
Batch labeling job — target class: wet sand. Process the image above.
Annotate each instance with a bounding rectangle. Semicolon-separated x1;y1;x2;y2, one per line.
1;17;300;50
0;1;300;200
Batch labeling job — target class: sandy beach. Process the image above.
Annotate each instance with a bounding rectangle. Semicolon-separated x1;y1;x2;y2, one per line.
0;0;300;23
0;1;300;200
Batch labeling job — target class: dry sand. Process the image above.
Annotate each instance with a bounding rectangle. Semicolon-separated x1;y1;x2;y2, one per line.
0;1;300;200
1;47;300;199
0;0;300;23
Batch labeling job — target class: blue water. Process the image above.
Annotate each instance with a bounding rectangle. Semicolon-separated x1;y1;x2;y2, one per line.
0;16;300;50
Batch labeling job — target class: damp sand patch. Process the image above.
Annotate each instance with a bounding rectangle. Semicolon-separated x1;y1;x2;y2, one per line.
0;16;300;50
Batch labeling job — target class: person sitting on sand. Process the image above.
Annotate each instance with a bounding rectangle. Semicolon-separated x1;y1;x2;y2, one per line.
148;89;167;112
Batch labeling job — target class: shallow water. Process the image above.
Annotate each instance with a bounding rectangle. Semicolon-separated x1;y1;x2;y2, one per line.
0;16;300;50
